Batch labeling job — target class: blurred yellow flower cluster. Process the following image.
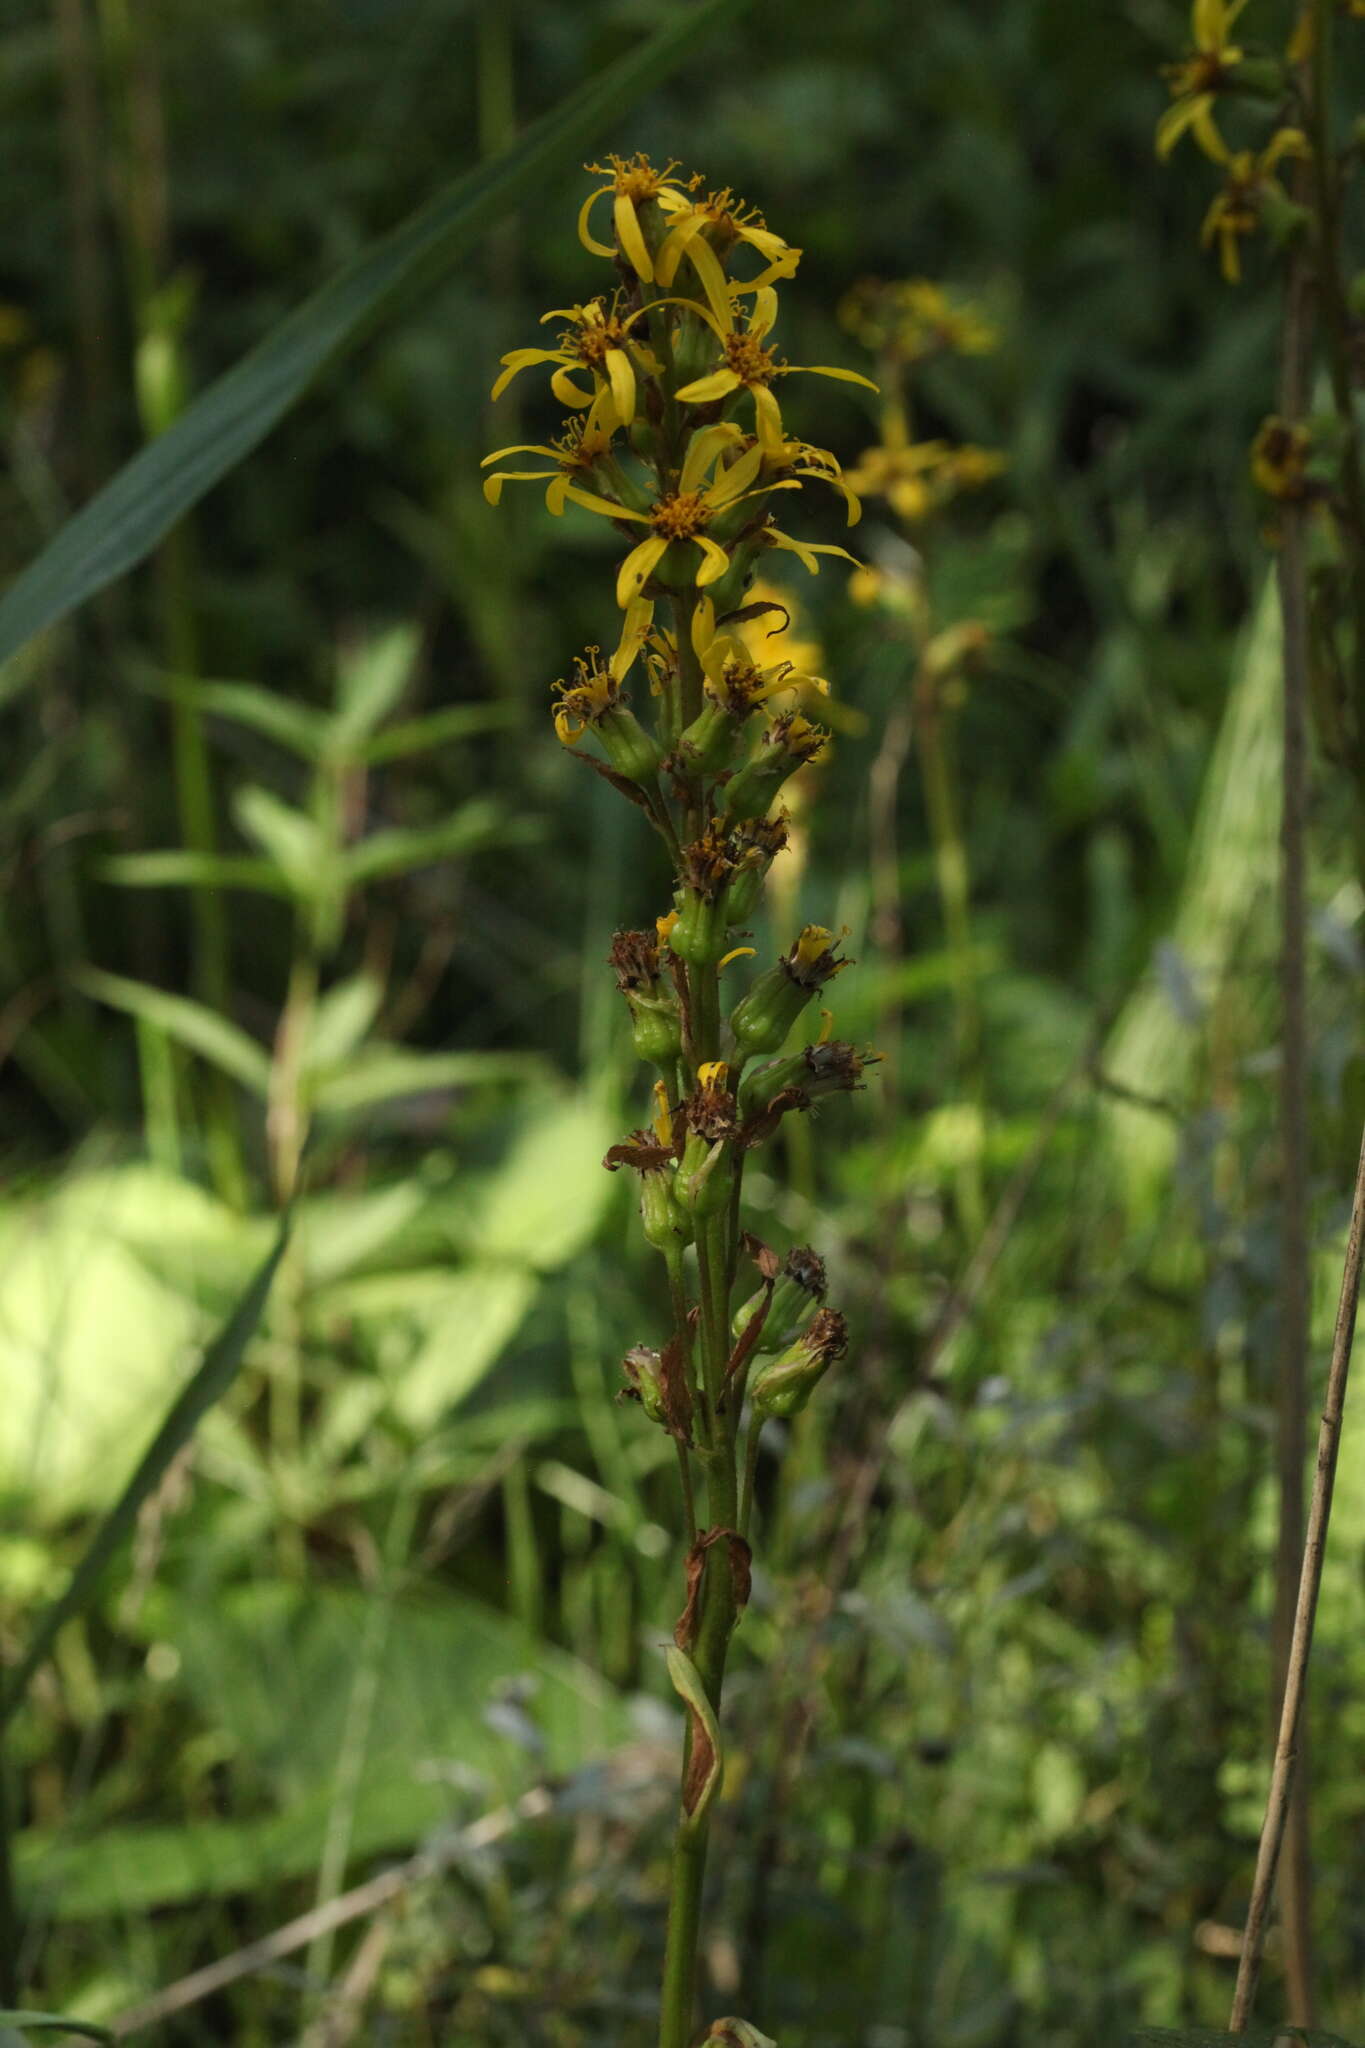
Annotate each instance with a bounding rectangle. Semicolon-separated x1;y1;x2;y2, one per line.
1156;0;1310;283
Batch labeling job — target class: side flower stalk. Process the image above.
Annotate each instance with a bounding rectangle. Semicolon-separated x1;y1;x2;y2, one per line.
484;154;877;2046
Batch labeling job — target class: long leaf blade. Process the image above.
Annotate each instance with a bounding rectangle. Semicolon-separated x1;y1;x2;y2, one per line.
0;2014;114;2042
0;0;749;669
0;1227;288;1728
71;967;272;1094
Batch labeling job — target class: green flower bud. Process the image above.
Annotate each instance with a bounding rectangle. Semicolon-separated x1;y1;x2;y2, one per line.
669;890;728;965
732;1244;827;1354
675;1062;738;1215
639;1163;692;1249
751;1306;848;1419
737;1037;873;1118
1231;57;1286;101
597;704;661;785
720;711;829;821
608;928;682;1066
678;695;743;775
621;1345;668;1425
730;926;850;1055
676;1129;733;1215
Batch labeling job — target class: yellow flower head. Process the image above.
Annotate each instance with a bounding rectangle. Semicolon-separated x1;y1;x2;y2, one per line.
839;278;999;363
1156;0;1248;161
551;647;624;746
785;925;851;988
579;153;696;281
1199;128;1309;282
1250;415;1313;501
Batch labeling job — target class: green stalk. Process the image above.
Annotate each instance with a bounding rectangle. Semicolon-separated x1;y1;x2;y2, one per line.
1307;0;1365;790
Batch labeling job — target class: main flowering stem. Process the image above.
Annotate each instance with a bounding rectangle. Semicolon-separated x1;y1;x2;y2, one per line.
484;151;875;2045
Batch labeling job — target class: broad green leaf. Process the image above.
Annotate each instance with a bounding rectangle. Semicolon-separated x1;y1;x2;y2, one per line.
302;972;386;1076
0;1225;286;1726
341;801;515;885
71;967;271;1094
387;1267;538;1429
293;1181;431;1288
0;0;752;668
310;1046;538;1115
439;1094;615;1271
0;1168;266;1516
99;850;291;897
233;784;328;898
361;701;516;765
330;624;418;751
0;2017;112;2043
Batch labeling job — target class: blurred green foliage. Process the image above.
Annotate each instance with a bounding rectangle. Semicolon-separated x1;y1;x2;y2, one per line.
4;0;1365;2042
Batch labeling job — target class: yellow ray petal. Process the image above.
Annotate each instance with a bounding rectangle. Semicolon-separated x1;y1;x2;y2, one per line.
550;366;595;408
752;381;787;456
782;364;880;391
616;534;670;609
481;442;562;464
604;346;637;425
679;422;746;494
559;482;650;523
729;248;802;294
577;184;616;259
681;233;736;332
766;530;863;575
490;348;569;400
655;212;706;287
611;596;655;678
482;469;557;505
695;535;733;586
705;440;764;507
614;192;655;281
676;366;743;405
749;286;780;340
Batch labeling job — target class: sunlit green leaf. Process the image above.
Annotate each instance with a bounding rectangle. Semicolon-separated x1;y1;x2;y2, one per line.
0;1225;287;1726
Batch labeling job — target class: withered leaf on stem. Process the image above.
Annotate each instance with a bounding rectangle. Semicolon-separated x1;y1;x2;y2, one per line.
674;1525;754;1650
658;1327;694;1445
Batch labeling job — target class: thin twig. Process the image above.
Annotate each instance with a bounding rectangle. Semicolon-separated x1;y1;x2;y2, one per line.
110;1784;558;2035
1229;1119;1365;2031
1270;157;1316;2027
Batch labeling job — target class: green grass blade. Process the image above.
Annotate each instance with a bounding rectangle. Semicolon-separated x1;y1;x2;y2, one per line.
99;851;292;897
0;0;751;670
0;2015;114;2042
0;1226;288;1729
71;967;272;1094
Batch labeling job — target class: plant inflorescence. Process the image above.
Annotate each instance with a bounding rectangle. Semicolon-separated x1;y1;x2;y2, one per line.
484;151;879;2046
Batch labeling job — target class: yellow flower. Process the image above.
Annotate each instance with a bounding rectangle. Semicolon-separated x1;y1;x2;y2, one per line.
490;295;658;417
654;186;802;326
577;154;695;282
481;388;623;507
1250;415;1312;500
845;402;1005;524
692;603;831;717
674;285;878;459
1156;0;1249;161
1199;128;1309;282
839;278;998;363
545;435;771;607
